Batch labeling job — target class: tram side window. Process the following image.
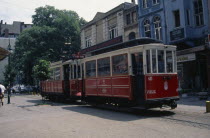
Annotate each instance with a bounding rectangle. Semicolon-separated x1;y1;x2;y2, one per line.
74;65;77;79
158;50;165;73
112;54;128;75
70;65;73;79
78;65;81;78
166;51;173;73
98;57;110;77
50;70;54;80
146;50;151;73
152;49;157;73
54;67;61;80
82;63;84;78
86;60;96;78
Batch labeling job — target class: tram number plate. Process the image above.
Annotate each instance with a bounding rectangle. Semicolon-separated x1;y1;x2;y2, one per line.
147;90;156;94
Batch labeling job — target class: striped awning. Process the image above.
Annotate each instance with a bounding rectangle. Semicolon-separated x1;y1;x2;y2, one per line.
0;47;9;61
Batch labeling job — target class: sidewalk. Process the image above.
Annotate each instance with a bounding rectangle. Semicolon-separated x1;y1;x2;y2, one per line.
178;95;209;107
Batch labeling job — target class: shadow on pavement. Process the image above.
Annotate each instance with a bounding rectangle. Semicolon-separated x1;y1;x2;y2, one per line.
26;98;175;121
26;99;83;106
62;105;175;121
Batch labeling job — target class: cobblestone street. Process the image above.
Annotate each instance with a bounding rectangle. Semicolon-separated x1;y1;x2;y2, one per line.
0;94;210;138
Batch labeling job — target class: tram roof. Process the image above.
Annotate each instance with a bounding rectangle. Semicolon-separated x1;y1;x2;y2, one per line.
86;38;175;55
83;42;176;62
83;38;163;56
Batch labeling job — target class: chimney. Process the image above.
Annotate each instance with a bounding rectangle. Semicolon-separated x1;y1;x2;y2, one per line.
131;0;136;4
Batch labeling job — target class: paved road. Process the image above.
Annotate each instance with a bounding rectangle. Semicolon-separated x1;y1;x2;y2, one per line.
0;94;210;138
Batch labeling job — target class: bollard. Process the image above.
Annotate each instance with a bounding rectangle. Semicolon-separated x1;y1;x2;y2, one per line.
206;101;210;113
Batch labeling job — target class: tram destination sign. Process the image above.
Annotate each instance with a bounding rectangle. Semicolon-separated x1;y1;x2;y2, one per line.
170;28;185;41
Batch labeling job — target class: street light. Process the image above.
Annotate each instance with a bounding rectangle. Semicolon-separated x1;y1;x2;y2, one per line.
7;38;12;104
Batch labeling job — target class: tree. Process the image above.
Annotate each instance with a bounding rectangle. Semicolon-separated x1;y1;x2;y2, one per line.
10;5;86;85
33;60;51;81
3;64;16;87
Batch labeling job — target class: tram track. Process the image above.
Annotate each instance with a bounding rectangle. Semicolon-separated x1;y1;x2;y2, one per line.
161;115;210;130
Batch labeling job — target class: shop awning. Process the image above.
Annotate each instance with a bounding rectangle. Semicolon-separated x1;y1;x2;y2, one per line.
0;47;9;61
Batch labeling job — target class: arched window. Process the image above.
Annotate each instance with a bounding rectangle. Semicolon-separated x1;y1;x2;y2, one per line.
128;32;136;40
153;16;162;40
143;19;151;38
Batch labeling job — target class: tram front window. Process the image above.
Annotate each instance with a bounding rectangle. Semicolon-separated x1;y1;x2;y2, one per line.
166;51;173;73
158;50;165;73
146;50;151;73
152;49;157;73
146;49;176;74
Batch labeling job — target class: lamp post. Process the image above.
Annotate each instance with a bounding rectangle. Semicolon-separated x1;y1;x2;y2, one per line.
7;38;12;104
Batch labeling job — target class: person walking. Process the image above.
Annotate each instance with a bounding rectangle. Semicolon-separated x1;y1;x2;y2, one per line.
0;84;6;106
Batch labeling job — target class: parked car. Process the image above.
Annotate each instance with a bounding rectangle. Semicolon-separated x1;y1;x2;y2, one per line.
11;85;27;93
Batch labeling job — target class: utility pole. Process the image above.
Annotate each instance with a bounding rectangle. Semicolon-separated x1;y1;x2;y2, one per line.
7;38;11;104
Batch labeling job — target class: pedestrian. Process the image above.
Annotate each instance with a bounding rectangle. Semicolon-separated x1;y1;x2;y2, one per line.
0;84;6;106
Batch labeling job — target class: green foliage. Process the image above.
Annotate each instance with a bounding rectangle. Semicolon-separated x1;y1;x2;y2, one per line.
3;64;16;87
33;60;51;81
10;5;86;85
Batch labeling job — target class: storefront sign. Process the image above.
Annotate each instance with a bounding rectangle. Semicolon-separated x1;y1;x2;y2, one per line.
177;45;205;56
170;28;185;41
177;53;196;63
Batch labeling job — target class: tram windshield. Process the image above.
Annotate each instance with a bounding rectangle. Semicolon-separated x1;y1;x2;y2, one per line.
146;49;176;74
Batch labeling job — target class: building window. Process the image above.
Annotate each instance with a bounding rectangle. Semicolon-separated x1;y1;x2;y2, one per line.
126;12;137;26
153;0;160;5
143;19;151;37
109;26;118;39
132;11;137;23
173;10;180;27
143;0;148;8
85;36;91;48
186;10;190;26
194;0;204;26
126;14;131;25
154;16;162;40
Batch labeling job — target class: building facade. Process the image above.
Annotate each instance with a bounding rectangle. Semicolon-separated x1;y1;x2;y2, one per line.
80;2;139;56
0;20;32;83
138;0;166;43
138;0;210;92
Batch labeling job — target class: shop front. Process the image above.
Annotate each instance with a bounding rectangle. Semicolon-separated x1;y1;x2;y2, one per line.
177;46;209;92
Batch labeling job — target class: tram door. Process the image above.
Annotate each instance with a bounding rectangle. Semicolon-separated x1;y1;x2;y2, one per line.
132;52;145;104
63;65;70;95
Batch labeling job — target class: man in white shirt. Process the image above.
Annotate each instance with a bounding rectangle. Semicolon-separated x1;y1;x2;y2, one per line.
0;84;6;106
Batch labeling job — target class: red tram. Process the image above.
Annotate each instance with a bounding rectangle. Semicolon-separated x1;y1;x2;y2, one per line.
41;40;179;109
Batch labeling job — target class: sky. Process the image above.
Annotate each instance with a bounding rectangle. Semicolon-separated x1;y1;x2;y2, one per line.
0;0;134;24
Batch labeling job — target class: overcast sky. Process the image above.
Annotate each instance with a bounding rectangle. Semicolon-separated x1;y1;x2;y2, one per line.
0;0;134;24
